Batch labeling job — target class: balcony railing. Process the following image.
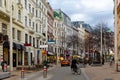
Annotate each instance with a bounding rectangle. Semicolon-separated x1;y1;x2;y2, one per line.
28;27;35;34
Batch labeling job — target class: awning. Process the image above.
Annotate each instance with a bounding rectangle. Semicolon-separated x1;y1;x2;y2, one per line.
16;43;21;50
47;52;54;56
3;41;25;50
3;41;16;49
21;45;26;51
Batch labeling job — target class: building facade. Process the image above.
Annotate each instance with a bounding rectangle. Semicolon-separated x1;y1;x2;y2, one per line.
0;0;48;70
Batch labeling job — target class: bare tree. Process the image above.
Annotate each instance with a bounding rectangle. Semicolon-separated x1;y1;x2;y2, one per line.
67;34;83;55
90;22;114;54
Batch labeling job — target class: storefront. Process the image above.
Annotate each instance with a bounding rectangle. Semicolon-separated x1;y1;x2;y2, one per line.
35;49;42;65
47;52;54;63
3;41;25;67
42;50;47;63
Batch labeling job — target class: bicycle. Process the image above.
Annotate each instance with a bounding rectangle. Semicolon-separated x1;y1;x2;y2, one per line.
71;64;81;75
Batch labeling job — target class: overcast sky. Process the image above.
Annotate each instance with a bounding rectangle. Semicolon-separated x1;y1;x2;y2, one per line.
47;0;114;31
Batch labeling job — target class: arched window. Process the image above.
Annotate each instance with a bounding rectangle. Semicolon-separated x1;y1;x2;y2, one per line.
18;10;21;21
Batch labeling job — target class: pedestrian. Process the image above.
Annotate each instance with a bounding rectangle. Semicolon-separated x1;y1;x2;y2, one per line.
109;55;114;66
1;60;7;72
102;54;105;65
71;56;78;72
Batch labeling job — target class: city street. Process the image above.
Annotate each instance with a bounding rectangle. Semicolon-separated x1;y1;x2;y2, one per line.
0;0;116;80
31;65;88;80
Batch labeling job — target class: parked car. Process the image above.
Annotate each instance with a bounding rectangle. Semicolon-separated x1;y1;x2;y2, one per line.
61;60;70;66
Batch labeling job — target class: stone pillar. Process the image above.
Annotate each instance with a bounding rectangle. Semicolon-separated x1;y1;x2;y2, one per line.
28;48;31;66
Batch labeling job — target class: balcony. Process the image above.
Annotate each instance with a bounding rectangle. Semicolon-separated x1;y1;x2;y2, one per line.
28;13;34;19
35;32;43;39
36;17;41;22
13;20;24;28
28;27;35;34
36;4;40;9
17;3;23;10
0;8;10;21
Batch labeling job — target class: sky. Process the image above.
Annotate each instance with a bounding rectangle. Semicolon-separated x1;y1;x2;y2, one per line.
47;0;114;31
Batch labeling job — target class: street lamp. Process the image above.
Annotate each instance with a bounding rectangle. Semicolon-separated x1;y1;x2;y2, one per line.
114;0;118;71
10;0;13;71
101;21;103;57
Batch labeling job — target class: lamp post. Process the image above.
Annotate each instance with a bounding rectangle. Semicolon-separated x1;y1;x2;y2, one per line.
101;21;103;57
114;0;118;71
10;0;13;71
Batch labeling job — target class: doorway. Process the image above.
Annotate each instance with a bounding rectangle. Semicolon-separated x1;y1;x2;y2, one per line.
13;53;16;67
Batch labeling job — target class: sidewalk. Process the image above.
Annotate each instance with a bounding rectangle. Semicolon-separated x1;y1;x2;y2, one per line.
3;64;56;80
85;63;120;80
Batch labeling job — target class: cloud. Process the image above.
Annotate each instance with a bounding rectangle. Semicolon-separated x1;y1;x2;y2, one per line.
47;0;114;30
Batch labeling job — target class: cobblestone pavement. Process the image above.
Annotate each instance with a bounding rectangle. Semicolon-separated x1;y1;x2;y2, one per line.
85;63;120;80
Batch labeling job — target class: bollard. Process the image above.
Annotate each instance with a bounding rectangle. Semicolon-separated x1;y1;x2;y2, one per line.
43;66;47;78
21;67;25;79
4;63;7;72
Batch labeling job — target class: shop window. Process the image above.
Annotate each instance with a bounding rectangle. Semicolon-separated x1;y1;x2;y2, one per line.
18;51;22;65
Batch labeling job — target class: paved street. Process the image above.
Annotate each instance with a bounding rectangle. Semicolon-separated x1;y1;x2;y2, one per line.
30;64;88;80
85;63;120;80
2;63;120;80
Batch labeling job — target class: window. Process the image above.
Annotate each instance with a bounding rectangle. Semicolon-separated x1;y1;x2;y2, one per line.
25;34;28;43
18;0;21;3
33;38;35;47
39;11;41;18
32;22;34;29
40;41;41;45
36;23;38;32
29;19;31;27
29;36;31;44
36;10;38;17
29;4;31;13
12;5;14;15
2;23;7;35
39;25;41;33
4;0;6;7
32;7;34;15
17;30;21;41
25;16;27;26
37;39;39;48
18;10;21;21
12;28;15;39
25;0;27;9
39;2;41;8
0;0;2;7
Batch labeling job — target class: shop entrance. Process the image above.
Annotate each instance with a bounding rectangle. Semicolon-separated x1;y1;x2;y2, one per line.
13;53;16;67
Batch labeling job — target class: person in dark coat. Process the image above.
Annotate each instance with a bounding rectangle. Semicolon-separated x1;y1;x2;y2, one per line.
1;60;7;72
71;58;78;70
